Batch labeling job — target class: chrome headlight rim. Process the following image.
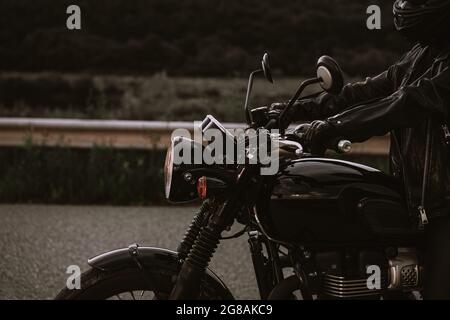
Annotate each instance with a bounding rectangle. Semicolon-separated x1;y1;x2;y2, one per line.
164;139;174;199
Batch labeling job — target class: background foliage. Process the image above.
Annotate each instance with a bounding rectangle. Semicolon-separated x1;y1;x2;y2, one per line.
0;1;398;204
0;145;166;205
0;0;410;122
0;0;407;76
0;74;324;122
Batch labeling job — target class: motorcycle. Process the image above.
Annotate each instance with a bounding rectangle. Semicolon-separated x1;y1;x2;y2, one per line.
56;54;423;300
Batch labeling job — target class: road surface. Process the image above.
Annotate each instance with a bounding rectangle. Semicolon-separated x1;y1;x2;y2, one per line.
0;205;258;299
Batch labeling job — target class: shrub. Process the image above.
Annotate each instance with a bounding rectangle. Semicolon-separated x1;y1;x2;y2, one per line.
0;145;166;205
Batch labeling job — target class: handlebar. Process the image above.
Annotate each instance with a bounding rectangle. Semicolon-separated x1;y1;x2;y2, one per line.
288;123;352;154
262;119;352;155
265;118;277;130
274;135;351;160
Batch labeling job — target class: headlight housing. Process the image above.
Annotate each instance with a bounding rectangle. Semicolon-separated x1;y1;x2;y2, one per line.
164;136;202;203
164;138;174;200
164;116;237;203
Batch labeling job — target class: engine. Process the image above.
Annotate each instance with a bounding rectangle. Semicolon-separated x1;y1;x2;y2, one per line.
387;248;421;290
316;248;421;299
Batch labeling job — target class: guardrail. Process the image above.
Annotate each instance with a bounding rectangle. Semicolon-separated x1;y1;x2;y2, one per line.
0;117;389;155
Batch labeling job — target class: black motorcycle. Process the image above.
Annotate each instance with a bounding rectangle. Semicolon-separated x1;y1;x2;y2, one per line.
57;54;422;300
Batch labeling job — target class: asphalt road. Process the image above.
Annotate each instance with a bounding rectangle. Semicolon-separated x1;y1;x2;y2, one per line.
0;205;258;299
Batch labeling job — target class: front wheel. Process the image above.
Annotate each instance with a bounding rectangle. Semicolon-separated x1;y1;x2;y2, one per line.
56;266;227;300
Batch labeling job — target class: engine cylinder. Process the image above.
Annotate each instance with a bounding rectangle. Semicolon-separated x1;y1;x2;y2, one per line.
319;248;421;299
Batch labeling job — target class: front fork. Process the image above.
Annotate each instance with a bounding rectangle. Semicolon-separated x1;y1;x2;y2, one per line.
170;166;257;299
176;200;211;261
170;199;231;299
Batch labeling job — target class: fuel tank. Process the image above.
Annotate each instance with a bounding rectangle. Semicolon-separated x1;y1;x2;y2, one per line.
255;158;420;247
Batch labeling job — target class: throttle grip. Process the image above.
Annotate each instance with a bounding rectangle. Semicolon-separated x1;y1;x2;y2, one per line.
293;124;352;154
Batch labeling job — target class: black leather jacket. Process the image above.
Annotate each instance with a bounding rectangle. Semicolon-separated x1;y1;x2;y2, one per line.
292;43;450;221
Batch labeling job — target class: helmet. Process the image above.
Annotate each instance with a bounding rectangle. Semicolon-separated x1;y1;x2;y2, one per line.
393;0;450;43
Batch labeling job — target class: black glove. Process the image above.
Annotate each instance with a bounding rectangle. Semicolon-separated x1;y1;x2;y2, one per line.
269;102;287;111
268;102;295;130
302;120;337;154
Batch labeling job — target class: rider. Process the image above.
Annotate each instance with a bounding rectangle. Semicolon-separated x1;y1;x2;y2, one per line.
270;0;450;299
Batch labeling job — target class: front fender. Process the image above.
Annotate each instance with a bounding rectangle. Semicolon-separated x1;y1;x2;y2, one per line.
88;244;234;300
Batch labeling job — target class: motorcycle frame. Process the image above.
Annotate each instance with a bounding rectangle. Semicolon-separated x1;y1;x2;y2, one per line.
247;230;285;299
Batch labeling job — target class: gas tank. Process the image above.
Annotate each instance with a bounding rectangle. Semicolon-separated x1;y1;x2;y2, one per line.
255;158;419;247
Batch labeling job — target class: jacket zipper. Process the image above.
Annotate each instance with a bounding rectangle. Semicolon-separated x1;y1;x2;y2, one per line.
417;59;445;228
418;119;432;229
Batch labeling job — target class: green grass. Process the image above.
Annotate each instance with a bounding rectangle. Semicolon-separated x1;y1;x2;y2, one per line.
0;73;326;122
0;144;166;205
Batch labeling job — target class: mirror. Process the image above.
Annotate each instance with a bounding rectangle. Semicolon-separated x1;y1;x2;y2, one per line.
261;53;273;83
316;55;343;94
245;53;274;125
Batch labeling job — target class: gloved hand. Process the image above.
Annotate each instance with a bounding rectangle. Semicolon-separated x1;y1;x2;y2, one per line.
302;120;338;154
269;102;287;111
268;102;294;130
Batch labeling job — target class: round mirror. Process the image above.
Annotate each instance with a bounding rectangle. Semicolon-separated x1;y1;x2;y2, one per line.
261;53;273;83
316;55;343;94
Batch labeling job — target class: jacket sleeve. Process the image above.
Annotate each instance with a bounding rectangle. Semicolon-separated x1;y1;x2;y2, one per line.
327;64;450;142
290;47;417;121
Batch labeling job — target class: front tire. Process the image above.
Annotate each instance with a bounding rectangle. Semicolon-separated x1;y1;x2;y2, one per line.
56;266;226;300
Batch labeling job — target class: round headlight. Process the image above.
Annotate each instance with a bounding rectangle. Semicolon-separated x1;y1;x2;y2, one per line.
164;141;174;199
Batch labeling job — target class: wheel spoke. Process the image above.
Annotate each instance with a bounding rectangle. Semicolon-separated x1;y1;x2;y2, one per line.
107;290;162;300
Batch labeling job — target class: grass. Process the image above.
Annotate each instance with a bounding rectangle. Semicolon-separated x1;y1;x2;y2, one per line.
0;144;166;205
0;72;326;122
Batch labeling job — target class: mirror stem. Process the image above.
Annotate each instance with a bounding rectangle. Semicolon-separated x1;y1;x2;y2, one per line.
244;69;263;125
279;77;321;133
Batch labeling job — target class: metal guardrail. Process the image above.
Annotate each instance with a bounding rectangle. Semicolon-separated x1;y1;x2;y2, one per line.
0;117;389;155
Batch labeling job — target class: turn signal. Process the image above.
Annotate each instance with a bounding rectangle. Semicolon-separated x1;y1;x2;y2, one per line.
197;176;207;199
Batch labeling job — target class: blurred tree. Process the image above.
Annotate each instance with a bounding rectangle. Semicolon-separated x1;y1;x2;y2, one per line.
0;0;407;76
